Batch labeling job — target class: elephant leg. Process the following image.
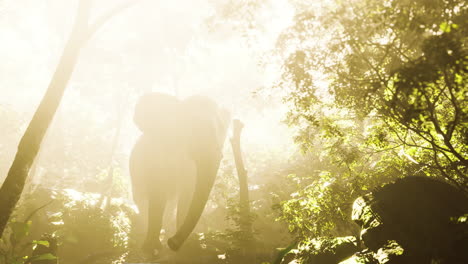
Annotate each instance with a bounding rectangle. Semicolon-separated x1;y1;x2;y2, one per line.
143;190;167;256
130;187;148;249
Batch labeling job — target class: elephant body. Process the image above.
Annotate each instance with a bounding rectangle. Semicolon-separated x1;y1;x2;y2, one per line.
129;93;230;254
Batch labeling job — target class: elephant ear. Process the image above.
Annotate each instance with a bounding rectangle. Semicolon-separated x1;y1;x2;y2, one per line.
182;96;231;159
133;93;182;136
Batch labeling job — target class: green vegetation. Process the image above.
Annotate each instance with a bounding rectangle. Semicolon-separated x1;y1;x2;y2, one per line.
0;0;466;263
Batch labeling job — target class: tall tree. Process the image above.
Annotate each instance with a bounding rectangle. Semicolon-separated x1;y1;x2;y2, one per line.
275;0;467;241
276;0;467;189
0;0;140;236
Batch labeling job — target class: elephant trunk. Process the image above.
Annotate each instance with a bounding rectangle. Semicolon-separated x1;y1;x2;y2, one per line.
167;157;220;251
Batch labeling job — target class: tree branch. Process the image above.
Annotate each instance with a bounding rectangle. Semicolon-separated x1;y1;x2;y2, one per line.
85;0;143;43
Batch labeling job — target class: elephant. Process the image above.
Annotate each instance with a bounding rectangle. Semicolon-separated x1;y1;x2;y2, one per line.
129;92;230;255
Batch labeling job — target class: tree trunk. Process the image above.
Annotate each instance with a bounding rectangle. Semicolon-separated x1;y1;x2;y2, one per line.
230;119;251;233
0;1;90;236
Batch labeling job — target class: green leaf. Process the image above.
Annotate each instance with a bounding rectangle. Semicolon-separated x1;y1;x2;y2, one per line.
454;73;462;84
439;22;451;33
32;240;50;250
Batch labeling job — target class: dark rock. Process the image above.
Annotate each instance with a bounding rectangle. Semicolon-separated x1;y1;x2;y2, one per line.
352;176;468;263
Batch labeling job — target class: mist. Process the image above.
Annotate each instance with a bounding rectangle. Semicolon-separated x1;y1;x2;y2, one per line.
0;0;467;263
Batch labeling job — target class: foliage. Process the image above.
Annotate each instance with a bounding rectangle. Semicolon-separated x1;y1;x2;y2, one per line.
4;187;133;264
203;197;257;263
52;189;131;264
202;147;314;263
271;0;468;253
1;0;466;263
380;30;468;188
0;213;56;264
276;137;401;239
279;173;358;239
276;0;467;188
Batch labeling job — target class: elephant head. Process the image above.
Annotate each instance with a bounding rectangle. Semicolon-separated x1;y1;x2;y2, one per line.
131;93;230;253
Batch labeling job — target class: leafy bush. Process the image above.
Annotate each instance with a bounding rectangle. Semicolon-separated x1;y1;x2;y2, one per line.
4;187;133;264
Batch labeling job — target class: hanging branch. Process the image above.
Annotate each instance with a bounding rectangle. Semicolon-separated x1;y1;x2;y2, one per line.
85;0;143;43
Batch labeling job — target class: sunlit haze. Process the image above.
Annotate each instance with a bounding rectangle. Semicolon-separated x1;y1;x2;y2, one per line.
0;0;296;186
1;0;466;263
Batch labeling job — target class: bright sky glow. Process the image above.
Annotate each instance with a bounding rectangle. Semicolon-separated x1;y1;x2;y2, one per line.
0;0;298;189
